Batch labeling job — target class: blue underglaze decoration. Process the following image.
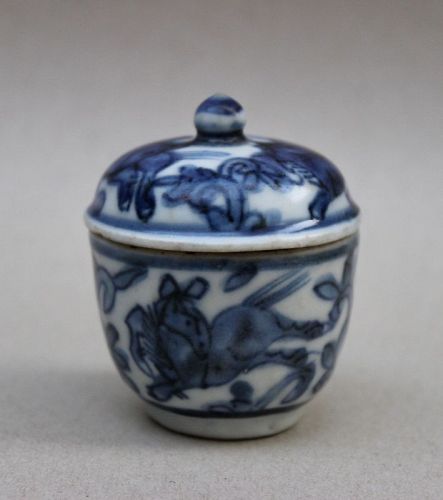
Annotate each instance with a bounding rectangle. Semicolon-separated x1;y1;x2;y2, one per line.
147;399;306;418
223;263;258;292
194;94;246;136
92;233;357;416
90;230;356;269
94;261;147;313
311;249;355;393
252;141;346;220
196;94;243;116
105;323;140;394
87;95;359;240
89;138;357;233
125;253;354;406
89;189;106;216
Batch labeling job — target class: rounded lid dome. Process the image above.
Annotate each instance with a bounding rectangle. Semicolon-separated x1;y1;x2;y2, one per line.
85;94;359;252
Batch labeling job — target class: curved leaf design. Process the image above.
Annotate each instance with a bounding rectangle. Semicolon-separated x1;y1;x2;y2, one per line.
314;278;340;301
105;324;139;394
93;237;357;416
94;263;147;313
91;139;347;231
223;263;258;292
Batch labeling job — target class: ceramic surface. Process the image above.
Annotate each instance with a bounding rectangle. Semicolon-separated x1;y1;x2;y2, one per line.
90;233;358;439
85;94;360;438
85;95;359;252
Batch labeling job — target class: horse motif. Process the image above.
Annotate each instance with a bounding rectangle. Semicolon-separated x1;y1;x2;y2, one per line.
93;138;348;232
160;146;346;231
127;275;211;401
126;250;355;405
103;140;229;223
162;166;248;231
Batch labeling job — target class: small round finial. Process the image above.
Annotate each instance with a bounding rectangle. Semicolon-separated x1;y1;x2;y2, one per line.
194;94;246;136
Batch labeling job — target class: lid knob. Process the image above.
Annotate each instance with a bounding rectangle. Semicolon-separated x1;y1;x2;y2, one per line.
194;94;246;137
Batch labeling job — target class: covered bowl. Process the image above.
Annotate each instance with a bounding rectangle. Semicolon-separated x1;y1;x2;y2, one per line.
85;95;360;439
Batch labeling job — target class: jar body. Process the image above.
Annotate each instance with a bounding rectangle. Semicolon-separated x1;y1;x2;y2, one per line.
90;233;358;439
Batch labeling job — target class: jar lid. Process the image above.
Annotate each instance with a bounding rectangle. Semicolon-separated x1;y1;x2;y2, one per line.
85;95;359;252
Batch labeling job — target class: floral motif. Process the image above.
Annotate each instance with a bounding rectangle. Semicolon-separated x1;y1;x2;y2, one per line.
223;263;258;292
105;323;139;394
91;139;350;233
254;142;346;219
94;261;147;313
92;234;357;417
124;247;355;408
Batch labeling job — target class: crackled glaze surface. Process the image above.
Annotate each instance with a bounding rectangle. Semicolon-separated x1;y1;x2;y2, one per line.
85;95;359;251
91;233;358;438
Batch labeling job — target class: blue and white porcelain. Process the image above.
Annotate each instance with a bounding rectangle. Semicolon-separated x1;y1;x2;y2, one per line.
85;95;360;439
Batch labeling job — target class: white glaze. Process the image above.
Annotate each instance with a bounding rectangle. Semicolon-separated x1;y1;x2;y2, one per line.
85;211;359;252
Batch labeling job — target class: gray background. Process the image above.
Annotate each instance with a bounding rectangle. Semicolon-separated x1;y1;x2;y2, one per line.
1;1;442;498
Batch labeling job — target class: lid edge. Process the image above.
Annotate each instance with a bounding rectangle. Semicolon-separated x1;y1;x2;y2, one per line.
84;212;360;253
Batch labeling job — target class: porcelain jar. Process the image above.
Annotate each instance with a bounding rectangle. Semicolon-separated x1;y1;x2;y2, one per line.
84;95;360;439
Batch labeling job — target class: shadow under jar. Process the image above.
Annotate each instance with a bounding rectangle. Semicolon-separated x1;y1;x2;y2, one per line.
85;95;360;439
